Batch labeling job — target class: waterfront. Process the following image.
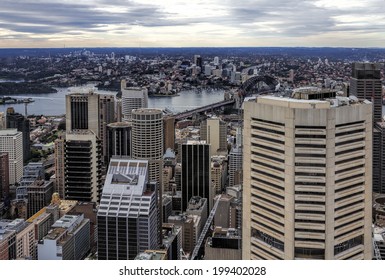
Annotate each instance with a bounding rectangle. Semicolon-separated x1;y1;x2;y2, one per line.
0;86;225;116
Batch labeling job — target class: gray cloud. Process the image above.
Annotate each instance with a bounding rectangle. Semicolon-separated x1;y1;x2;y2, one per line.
0;0;182;36
0;0;384;46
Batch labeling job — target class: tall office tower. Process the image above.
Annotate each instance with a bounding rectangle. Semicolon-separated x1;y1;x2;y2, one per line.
0;129;23;185
200;118;227;156
0;112;5;129
106;122;131;163
0;153;9;200
54;133;66;199
65;92;100;136
181;141;212;213
132;109;163;185
65;131;102;203
211;159;225;194
163;116;175;151
6;108;30;162
115;98;122;122
121;87;148;122
350;62;382;122
97;159;158;260
373;122;385;193
38;214;90;260
99;94;115;164
229;127;243;187
243;90;373;260
27;180;54;218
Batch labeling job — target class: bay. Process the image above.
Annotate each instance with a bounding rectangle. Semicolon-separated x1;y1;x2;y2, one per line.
0;85;225;116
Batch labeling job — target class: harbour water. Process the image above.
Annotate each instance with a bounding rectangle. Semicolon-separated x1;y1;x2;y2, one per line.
0;85;225;116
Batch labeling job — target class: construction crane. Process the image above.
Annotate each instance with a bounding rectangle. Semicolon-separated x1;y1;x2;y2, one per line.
190;196;221;260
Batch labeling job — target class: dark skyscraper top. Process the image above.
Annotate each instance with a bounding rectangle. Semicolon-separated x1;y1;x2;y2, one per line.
350;62;382;122
6;108;30;162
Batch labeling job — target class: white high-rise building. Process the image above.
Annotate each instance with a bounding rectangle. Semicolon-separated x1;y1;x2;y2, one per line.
0;129;23;184
121;87;148;122
243;89;373;260
97;159;158;260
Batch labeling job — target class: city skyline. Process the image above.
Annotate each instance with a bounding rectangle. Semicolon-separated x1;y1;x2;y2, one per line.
0;0;385;48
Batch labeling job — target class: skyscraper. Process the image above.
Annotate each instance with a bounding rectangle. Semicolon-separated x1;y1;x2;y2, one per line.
54;133;66;199
65;131;102;203
131;108;163;185
121;87;148;122
65;92;100;136
229;127;243;187
99;94;115;164
351;63;384;194
0;129;23;185
0;153;9;200
97;159;158;260
243;90;372;260
6;108;30;162
350;62;382;122
163;116;175;152
181;141;212;213
106;122;132;163
64;92;103;203
200;118;227;156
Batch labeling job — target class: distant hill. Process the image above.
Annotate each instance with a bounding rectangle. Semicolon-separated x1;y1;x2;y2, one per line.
0;47;384;60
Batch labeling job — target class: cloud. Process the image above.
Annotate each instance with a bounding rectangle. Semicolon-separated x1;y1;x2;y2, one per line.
0;0;384;47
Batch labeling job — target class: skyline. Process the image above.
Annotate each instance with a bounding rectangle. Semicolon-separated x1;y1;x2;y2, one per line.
0;0;385;48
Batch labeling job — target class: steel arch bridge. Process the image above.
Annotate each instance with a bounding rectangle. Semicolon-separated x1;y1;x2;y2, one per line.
240;75;279;96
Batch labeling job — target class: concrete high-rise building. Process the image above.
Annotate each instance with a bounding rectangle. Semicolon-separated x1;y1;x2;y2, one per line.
38;214;90;260
27;180;54;218
6;108;30;162
54;133;66;199
0;112;5;130
0;129;23;185
181;141;212;213
65;92;100;136
200;118;227;156
163;116;175;151
115;98;122;122
99;94;115;164
243;90;373;260
0;153;9;200
64;131;102;203
121;87;148;122
211;156;226;194
106;122;132;163
373;122;385;193
229;127;243;187
132;108;163;185
350;62;382;122
97;159;158;260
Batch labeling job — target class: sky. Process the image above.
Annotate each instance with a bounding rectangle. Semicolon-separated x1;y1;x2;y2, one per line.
0;0;384;48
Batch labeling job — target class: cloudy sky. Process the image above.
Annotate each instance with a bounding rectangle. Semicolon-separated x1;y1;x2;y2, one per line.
0;0;384;48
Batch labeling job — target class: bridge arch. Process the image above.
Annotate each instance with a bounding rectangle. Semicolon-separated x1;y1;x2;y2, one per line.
240;75;279;96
